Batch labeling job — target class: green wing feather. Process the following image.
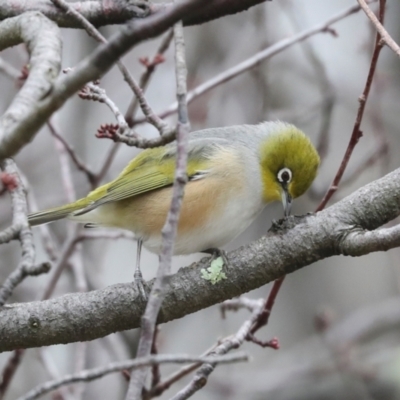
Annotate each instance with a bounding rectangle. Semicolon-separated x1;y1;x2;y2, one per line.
28;141;218;226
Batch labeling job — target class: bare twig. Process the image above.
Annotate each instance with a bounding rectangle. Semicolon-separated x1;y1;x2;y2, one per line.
96;127;177;149
144;345;217;399
41;225;81;301
0;160;51;307
94;142;121;185
51;0;170;136
150;328;161;391
249;276;285;336
38;349;75;400
19;354;247;400
47;119;96;187
70;248;88;399
79;82;129;131
340;142;388;188
75;230;134;242
49;119;76;204
125;18;191;400
79;81;175;151
0;349;25;400
23;175;59;262
281;0;335;161
357;0;400;57
261;0;387;359
0;0;210;160
171;298;263;399
125;30;174;125
134;2;371;124
259;0;386;349
316;0;386;211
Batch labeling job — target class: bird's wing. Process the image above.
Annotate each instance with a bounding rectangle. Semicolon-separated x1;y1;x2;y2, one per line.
75;139;227;215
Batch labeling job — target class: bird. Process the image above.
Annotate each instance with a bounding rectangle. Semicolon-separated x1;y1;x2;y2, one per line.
29;121;320;296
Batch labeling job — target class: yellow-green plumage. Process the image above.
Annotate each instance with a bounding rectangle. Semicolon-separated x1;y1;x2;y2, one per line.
259;126;319;202
29;143;211;226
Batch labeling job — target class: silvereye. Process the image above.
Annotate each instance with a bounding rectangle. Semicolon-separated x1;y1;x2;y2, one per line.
29;121;320;292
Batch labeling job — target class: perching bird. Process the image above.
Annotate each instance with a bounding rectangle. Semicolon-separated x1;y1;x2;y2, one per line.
29;121;319;294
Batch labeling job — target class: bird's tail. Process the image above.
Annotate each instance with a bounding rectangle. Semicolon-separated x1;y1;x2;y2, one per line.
28;198;90;226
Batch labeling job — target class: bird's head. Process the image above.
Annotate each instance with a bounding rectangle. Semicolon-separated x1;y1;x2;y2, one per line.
259;124;320;216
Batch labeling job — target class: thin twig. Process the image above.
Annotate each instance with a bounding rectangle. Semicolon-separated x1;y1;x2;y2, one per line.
281;0;335;161
357;0;400;57
125;30;174;125
0;349;25;400
150;328;161;391
171;299;263;400
249;276;285;336
258;0;387;354
133;2;372;124
0;160;51;307
38;349;75;400
70;248;88;400
75;230;135;242
316;0;386;211
41;225;81;301
51;0;170;135
47;119;96;187
18;354;247;400
22;175;59;262
49;118;77;204
340;142;388;189
125;18;191;400
144;345;218;399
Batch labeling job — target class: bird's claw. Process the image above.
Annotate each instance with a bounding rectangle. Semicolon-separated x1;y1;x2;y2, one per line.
203;248;230;267
134;269;148;301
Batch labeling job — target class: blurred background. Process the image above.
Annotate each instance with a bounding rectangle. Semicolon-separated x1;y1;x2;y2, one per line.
1;0;400;399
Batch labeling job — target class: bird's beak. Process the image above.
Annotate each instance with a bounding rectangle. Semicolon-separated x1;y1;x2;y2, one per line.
281;187;292;217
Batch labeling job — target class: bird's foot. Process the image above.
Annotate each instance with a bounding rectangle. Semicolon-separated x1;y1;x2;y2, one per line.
203;248;229;267
134;269;148;301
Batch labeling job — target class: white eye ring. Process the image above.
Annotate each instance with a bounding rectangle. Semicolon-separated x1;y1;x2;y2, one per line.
277;168;292;184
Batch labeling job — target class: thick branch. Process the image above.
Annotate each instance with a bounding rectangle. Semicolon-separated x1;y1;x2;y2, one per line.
0;1;149;27
0;0;206;160
1;168;400;351
0;0;270;28
0;12;62;157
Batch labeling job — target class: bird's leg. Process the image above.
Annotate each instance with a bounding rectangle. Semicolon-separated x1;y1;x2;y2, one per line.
202;248;229;267
134;238;147;299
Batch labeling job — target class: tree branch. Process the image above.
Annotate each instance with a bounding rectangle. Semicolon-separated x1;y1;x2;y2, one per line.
0;160;51;307
0;0;271;29
125;17;191;399
1;167;400;351
136;1;370;123
357;0;400;57
0;0;207;160
316;0;385;210
18;353;247;400
0;12;62;159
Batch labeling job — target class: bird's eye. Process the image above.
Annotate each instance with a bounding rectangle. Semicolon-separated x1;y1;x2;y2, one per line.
277;168;292;184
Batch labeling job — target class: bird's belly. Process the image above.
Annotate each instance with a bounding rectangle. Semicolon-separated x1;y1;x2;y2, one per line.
85;174;264;255
145;195;263;255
